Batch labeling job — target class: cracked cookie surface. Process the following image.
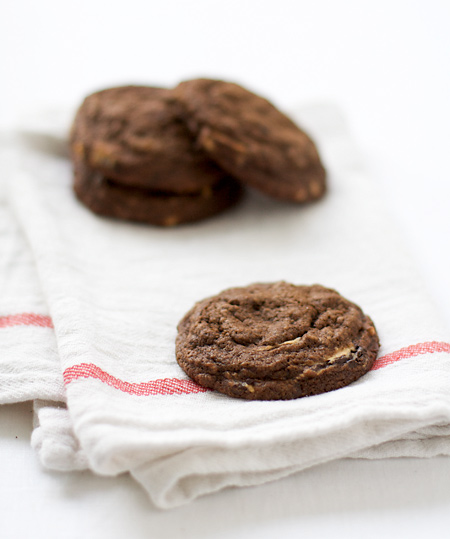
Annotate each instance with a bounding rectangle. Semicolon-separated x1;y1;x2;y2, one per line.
175;79;327;203
70;85;230;193
176;282;379;400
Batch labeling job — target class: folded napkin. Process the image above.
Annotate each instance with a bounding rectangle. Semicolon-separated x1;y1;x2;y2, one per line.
1;103;450;509
0;143;63;404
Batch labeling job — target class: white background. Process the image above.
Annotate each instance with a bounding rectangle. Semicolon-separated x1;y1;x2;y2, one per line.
1;1;449;537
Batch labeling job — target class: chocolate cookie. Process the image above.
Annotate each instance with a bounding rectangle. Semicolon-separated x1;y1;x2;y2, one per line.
176;282;379;400
70;85;229;193
175;79;327;203
73;159;243;227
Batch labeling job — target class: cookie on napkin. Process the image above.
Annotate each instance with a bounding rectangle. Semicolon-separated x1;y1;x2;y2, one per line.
70;85;230;193
175;79;327;203
176;282;379;400
70;85;243;226
73;158;242;227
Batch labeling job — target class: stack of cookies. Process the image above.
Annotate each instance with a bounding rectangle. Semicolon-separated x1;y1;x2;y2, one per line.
70;79;327;226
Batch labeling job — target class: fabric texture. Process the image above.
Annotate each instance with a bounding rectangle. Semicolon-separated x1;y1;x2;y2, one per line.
1;104;450;509
0;138;64;404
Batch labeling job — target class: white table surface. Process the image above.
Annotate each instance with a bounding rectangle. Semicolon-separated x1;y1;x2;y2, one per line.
1;1;449;537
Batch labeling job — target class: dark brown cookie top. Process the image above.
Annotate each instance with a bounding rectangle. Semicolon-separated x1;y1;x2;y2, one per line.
70;85;229;193
175;79;327;203
73;158;243;227
176;282;379;400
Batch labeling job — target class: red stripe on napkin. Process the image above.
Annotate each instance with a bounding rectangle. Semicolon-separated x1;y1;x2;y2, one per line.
62;341;450;396
371;341;450;370
3;314;448;396
63;363;209;396
0;313;53;328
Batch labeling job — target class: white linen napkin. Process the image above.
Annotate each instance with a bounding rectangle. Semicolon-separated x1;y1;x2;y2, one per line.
0;140;63;404
2;103;450;509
